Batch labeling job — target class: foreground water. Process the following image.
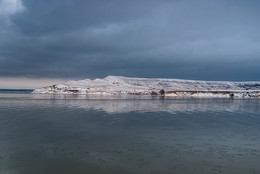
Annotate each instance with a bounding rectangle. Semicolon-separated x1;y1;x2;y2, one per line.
0;93;260;174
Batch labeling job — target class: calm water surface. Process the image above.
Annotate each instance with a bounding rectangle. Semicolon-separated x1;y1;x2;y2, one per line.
0;92;260;174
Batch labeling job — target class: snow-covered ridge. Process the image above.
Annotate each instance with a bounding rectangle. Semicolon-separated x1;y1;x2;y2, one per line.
32;76;260;98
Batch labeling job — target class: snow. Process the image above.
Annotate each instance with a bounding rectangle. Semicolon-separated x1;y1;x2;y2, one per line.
32;76;260;98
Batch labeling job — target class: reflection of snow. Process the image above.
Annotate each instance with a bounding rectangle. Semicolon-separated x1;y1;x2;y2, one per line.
31;94;260;114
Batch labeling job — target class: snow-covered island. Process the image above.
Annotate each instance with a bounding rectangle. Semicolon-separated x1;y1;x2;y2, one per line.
32;76;260;98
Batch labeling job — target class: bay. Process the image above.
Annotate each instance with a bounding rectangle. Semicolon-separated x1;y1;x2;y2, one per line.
0;93;260;174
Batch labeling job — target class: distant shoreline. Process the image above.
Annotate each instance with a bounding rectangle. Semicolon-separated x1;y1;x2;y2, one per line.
32;76;260;98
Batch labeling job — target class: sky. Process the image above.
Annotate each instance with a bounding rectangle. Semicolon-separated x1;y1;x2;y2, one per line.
0;0;260;88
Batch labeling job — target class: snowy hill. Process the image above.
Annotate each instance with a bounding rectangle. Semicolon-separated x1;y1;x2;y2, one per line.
32;76;260;98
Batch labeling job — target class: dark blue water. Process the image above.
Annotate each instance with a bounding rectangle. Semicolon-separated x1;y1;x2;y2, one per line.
0;89;33;94
0;92;260;174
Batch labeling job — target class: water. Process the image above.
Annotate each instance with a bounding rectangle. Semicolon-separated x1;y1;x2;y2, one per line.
0;92;260;174
0;89;33;94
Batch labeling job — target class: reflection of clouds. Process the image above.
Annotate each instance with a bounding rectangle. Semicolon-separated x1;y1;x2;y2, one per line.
1;93;260;174
30;94;260;114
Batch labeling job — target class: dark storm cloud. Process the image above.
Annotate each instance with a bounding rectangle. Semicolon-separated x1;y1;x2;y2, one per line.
0;0;260;81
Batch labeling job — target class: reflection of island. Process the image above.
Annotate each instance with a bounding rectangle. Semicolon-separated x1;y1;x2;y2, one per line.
32;94;260;114
2;94;260;174
33;76;260;98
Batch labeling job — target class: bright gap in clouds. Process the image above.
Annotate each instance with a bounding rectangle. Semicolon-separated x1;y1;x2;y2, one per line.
0;0;24;16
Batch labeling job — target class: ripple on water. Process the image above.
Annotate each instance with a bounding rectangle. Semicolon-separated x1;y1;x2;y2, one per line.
0;94;260;174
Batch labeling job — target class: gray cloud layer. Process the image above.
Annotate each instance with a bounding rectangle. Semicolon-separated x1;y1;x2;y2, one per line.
0;0;260;81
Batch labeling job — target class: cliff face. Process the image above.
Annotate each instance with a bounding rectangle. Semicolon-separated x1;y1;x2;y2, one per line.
32;76;260;98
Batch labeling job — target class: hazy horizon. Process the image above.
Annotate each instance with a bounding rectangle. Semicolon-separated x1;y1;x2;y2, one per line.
0;77;65;89
2;75;260;89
